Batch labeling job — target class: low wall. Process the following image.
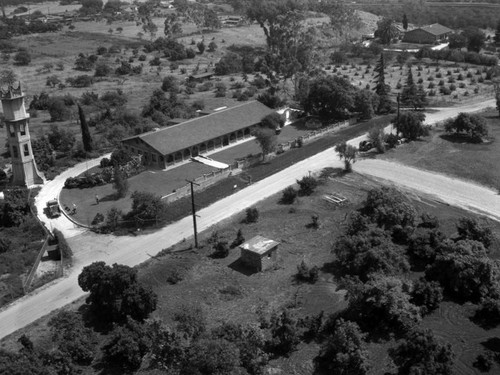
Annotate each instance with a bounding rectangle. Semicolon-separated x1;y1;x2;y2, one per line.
162;164;240;204
23;235;50;293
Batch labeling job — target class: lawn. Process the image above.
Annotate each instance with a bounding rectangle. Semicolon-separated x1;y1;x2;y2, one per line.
6;172;500;375
59;114;386;226
380;109;500;190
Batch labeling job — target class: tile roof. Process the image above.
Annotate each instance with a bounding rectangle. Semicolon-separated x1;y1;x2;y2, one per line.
124;101;274;155
418;23;453;36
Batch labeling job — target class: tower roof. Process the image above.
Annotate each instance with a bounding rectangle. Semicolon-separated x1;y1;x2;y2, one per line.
0;82;24;100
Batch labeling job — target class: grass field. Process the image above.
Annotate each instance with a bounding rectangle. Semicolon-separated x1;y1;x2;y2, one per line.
4;172;500;375
380;109;500;190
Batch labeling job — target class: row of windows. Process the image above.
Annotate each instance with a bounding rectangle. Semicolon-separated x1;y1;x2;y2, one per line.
6;123;26;137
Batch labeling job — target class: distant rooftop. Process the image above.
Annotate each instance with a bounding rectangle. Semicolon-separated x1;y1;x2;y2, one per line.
240;235;279;255
417;23;453;36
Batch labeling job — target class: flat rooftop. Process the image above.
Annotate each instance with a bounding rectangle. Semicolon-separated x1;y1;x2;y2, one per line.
240;235;279;255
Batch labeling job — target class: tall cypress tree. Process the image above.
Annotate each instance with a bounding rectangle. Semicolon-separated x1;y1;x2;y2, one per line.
402;14;408;31
373;53;391;113
78;104;93;152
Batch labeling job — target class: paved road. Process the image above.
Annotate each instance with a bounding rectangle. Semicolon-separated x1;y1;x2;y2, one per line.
0;97;497;340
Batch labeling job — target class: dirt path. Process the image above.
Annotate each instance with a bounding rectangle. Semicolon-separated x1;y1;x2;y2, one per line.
0;97;497;340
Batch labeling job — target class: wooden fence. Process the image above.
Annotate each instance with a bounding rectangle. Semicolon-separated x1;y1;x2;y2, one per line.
161;118;353;203
22;235;51;294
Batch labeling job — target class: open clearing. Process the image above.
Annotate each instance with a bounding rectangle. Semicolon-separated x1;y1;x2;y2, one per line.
380;109;500;190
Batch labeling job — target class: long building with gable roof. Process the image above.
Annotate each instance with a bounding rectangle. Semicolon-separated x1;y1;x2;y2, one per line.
121;100;275;169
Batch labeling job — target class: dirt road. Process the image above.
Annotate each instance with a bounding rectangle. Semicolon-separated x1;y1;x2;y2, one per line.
355;159;500;221
0;98;497;340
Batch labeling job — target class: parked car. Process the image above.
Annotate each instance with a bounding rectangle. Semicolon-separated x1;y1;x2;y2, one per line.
359;140;373;152
46;199;61;218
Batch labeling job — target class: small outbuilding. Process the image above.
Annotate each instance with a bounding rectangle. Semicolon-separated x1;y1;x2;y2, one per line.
239;235;279;272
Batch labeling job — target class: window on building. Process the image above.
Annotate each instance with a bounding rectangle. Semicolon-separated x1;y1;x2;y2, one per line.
23;144;29;156
20;123;26;136
152;154;157;162
12;145;18;158
7;124;14;137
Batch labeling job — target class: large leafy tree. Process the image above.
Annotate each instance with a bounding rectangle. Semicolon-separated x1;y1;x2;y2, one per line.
316;319;369;374
456;217;493;248
211;322;268;374
391;329;454;375
448;33;467;50
48;310;96;365
375;18;399;45
302;76;356;120
267;309;300;357
78;261;158;323
164;13;182;39
462;26;486;53
393;111;427;141
103;319;151;372
344;275;421;336
252;127;277;160
361;187;417;231
183;339;241;375
334;228;410;282
426;239;500;303
443;112;488;142
128;191;169;225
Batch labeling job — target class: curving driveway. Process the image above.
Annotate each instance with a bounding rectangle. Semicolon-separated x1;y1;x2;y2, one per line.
0;98;498;340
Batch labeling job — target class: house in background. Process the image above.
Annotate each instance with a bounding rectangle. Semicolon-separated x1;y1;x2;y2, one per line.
121;101;275;169
403;23;453;44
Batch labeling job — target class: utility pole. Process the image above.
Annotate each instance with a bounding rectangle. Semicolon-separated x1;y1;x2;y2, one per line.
395;92;401;134
186;179;200;248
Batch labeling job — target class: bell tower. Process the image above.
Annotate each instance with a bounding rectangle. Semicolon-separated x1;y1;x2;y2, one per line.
1;82;44;187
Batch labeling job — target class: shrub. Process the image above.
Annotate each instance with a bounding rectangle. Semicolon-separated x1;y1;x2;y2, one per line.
94;63;111;77
212;240;229;258
230;229;245;249
14;50;31;65
245;207;259;223
53;228;73;261
440;86;451;95
296;176;318;196
91;213;105;225
473;298;500;329
473;354;494;372
280;186;298;204
296;261;319;283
